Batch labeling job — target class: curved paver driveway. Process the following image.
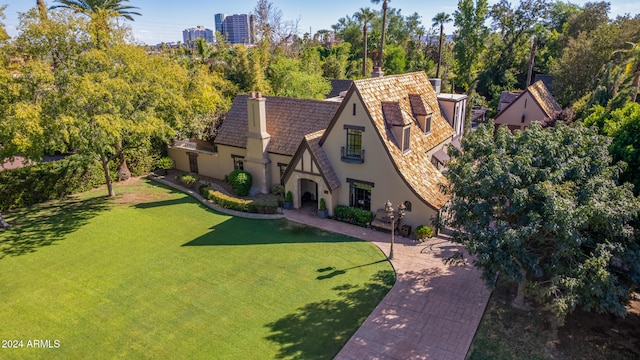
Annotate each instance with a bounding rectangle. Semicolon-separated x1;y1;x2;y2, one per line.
284;210;491;360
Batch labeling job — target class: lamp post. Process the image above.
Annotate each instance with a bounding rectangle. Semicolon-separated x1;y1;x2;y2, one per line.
385;200;406;260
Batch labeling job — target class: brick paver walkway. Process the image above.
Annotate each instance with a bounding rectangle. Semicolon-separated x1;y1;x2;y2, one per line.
285;210;491;360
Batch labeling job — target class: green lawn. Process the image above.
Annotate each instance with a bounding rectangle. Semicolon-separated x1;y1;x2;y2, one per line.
0;179;394;359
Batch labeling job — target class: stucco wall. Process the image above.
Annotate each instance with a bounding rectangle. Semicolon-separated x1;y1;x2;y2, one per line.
167;146;220;179
321;92;439;230
494;92;547;130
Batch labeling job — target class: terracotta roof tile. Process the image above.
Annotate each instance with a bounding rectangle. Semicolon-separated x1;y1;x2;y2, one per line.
215;95;340;155
352;72;456;210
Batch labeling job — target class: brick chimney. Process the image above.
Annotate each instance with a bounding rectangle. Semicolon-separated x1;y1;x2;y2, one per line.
245;92;271;194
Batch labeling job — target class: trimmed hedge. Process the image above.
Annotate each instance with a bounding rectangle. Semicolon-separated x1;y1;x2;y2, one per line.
203;189;278;214
227;170;252;196
0;155;105;212
205;190;252;212
333;205;373;227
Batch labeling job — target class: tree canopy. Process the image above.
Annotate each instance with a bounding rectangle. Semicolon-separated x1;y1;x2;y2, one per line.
441;121;640;322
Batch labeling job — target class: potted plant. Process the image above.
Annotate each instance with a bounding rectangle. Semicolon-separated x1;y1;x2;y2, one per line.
283;191;293;210
415;225;434;242
156;156;174;175
317;198;328;219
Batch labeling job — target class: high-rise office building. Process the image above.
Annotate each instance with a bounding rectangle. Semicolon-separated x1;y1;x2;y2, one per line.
214;13;255;45
214;13;225;34
182;26;214;46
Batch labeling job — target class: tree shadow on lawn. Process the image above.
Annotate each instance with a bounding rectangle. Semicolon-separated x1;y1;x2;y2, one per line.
0;196;111;260
181;219;366;246
264;270;396;360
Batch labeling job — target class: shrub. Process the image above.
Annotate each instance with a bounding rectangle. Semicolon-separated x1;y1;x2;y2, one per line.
204;190;252;212
333;205;372;226
198;183;208;196
180;174;199;188
156;156;174;171
0;154;105;212
285;191;293;202
125;147;157;176
415;225;434;241
247;198;279;214
270;184;285;206
227;170;252;196
271;184;285;198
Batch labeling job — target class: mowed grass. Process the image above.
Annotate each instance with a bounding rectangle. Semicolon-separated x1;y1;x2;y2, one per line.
0;179;394;360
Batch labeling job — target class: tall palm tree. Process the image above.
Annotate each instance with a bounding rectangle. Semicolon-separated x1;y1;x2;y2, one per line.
50;0;141;21
37;0;48;19
432;12;452;78
355;8;376;78
371;0;390;71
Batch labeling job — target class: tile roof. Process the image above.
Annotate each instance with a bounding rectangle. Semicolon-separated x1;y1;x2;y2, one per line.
527;80;562;119
215;94;340;156
350;72;456;210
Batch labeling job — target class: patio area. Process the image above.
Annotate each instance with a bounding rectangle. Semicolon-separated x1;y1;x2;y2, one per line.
284;210;492;360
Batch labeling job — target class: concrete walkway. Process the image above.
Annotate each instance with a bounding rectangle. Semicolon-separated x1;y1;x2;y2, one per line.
284;210;491;360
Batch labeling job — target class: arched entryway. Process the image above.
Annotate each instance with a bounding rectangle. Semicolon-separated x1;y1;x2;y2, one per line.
299;178;318;214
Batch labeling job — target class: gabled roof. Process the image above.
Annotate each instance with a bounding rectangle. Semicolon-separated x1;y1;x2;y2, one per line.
527;80;562;118
322;71;456;210
215;95;340;156
495;80;562;120
282;130;341;191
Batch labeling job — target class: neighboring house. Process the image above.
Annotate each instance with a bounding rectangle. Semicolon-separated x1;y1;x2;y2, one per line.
494;80;562;131
168;72;467;229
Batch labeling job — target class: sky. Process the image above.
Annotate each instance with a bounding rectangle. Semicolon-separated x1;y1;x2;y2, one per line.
2;0;640;45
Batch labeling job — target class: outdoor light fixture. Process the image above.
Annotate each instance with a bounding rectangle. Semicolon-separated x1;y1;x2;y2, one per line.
385;200;406;260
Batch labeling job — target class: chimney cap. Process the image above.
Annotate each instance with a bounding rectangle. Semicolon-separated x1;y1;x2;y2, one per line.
250;91;255;98
257;92;262;98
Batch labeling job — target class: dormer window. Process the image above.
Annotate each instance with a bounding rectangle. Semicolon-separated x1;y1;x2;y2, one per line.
402;127;411;153
425;114;432;134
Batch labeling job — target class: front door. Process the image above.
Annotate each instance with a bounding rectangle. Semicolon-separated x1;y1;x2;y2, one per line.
188;153;198;174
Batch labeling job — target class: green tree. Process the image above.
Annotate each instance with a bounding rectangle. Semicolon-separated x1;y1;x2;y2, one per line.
453;0;489;91
267;54;329;99
0;6;9;41
441;121;640;323
56;45;227;196
614;42;640;103
477;0;549;99
370;0;390;69
354;8;376;78
49;0;141;21
383;44;406;74
432;12;452;78
584;103;640;194
551;25;617;107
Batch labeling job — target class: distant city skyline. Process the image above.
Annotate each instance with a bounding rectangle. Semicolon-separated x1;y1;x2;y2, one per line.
2;0;639;45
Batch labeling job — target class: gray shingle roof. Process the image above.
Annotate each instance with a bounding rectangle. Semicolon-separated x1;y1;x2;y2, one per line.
215;95;340;156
